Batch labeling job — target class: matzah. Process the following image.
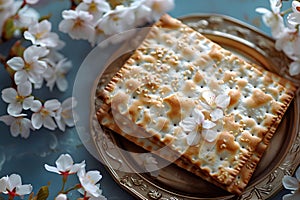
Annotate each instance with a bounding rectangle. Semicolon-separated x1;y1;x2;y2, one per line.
96;14;296;194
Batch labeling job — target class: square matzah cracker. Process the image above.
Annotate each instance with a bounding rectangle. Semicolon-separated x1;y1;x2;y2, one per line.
96;14;296;194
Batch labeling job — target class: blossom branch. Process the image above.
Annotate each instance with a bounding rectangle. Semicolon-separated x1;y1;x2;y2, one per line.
256;0;300;76
0;154;106;200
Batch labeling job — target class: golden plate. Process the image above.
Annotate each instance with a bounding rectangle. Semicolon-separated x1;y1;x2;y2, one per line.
90;14;300;200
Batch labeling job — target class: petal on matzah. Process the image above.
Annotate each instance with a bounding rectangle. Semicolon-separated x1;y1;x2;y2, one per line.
96;14;296;194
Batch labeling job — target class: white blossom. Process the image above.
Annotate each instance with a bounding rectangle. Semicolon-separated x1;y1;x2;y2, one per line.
76;0;111;22
55;97;77;131
1;81;33;115
6;45;49;88
96;5;135;36
200;90;230;121
275;28;300;60
179;108;217;145
0;114;34;138
55;193;68;200
44;154;85;176
43;58;72;92
0;174;32;197
77;168;103;198
59;10;95;43
256;0;285;38
31;99;61;130
24;20;60;48
287;1;300;26
282;166;300;200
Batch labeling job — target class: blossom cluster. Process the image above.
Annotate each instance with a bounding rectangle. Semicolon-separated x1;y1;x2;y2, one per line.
0;0;76;138
256;0;300;76
0;154;106;200
59;0;175;45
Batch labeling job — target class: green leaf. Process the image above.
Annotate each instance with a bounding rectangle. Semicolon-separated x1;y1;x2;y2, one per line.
2;17;15;41
36;185;50;200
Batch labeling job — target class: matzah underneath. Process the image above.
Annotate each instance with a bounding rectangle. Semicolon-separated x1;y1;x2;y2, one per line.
96;14;296;194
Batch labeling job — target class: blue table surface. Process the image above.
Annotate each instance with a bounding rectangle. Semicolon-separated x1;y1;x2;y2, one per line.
0;0;293;199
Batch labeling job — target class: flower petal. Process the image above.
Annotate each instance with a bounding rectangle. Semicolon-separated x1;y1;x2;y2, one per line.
283;192;300;200
17;81;32;97
56;77;68;92
0;115;14;126
25;0;39;5
255;7;270;14
1;88;17;103
202;120;216;129
20;118;32;138
69;161;86;174
216;94;230;109
8;102;23;115
86;170;102;183
62;97;77;110
45;99;61;111
55;193;68;200
282;175;299;190
10;119;21;137
30;100;42;112
44;164;60;174
14;70;29;85
55;117;66;131
43;116;57;130
202;129;218;142
202;90;215;106
0;176;8;193
7;57;24;71
56;154;74;172
8;174;22;191
23;96;34;110
210;108;224;121
24;31;36;44
289;61;300;76
179;117;196;132
193;108;204;123
31;113;43;129
16;184;32;195
186;130;200;146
